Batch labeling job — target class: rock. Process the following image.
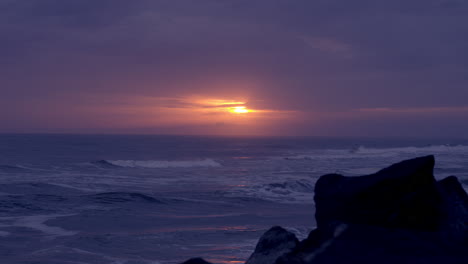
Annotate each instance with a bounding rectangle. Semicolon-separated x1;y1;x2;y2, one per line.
180;258;212;264
436;176;468;244
314;155;440;230
277;155;468;264
278;223;468;264
245;226;299;264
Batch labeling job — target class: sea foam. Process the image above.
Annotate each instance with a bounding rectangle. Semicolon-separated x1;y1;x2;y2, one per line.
226;179;316;204
282;144;468;160
100;158;222;168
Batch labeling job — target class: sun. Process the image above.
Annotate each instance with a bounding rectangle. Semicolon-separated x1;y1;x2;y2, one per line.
229;106;250;114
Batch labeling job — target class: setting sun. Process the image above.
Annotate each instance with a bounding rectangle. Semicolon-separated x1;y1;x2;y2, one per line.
229;106;250;114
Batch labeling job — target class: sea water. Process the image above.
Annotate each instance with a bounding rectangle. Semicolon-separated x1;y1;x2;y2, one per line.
0;134;467;264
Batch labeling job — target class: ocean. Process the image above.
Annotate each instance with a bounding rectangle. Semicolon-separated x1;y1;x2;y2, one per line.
0;134;467;264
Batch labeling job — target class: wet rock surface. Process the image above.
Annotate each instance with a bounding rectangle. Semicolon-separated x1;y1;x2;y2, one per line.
245;226;299;264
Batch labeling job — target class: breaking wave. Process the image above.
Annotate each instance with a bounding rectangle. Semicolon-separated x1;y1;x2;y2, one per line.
93;159;222;168
0;182;84;196
226;179;316;204
0;164;32;172
283;144;468;160
86;192;164;204
352;144;468;155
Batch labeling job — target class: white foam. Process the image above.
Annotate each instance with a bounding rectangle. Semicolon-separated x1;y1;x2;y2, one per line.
226;179;316;204
281;149;397;160
286;226;314;240
354;145;468;156
105;158;222;168
48;182;99;192
281;144;468;161
14;214;78;237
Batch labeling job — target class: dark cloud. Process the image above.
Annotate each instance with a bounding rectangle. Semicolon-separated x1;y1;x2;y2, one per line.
1;0;467;136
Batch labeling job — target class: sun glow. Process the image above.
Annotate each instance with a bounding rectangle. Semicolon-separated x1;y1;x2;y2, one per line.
193;98;253;114
229;106;250;114
104;95;296;136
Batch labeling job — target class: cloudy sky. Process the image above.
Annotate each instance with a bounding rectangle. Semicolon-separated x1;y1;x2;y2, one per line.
1;0;467;137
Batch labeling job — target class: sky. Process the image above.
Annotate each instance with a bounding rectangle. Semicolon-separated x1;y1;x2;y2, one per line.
1;0;468;137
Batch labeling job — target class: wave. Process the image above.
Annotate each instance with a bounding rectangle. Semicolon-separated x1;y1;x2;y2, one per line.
0;164;32;172
264;180;315;193
352;144;468;155
6;214;78;237
91;160;120;168
86;192;165;204
94;159;222;168
225;179;316;204
282;144;468;160
0;197;43;212
0;182;84;196
0;183;80;213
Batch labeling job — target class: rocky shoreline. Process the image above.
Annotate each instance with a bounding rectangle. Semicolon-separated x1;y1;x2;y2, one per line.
182;155;468;264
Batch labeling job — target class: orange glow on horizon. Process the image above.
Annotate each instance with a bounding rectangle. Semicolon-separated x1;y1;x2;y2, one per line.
191;98;255;115
91;95;297;136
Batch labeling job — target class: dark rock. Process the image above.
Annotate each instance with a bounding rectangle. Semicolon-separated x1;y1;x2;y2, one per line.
276;155;468;264
278;223;468;264
181;258;213;264
245;226;299;264
314;155;440;230
436;176;468;244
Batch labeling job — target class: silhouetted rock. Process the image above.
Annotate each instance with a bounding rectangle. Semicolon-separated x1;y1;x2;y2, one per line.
276;155;468;264
436;176;468;244
181;258;212;264
314;155;440;230
278;223;467;264
245;226;299;264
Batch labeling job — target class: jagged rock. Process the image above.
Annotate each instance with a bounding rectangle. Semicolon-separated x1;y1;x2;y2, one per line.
278;223;468;264
276;155;468;264
436;176;468;244
314;155;440;230
245;226;299;264
181;258;212;264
